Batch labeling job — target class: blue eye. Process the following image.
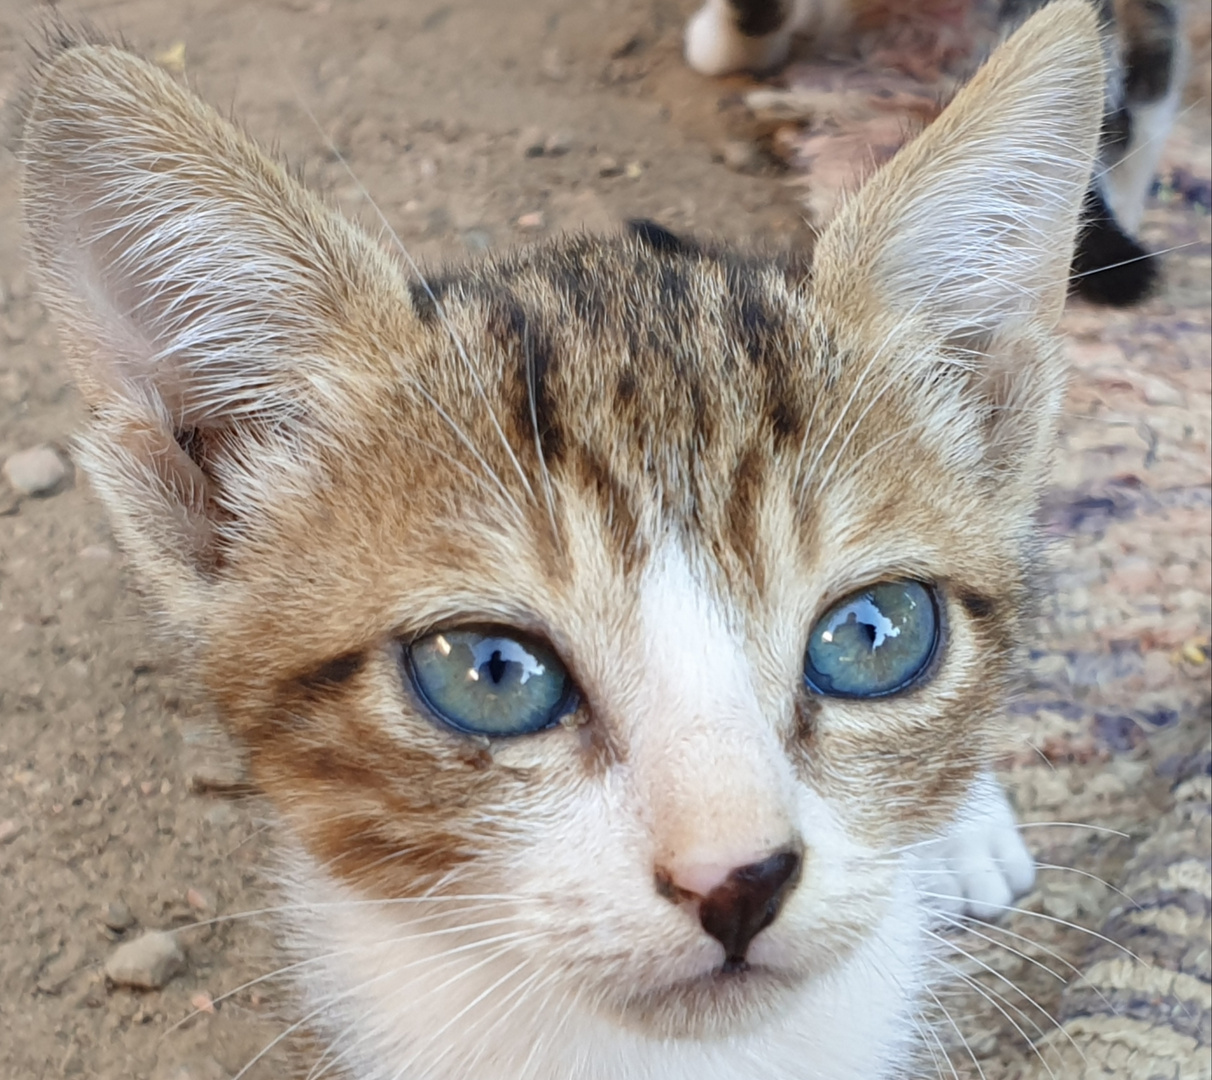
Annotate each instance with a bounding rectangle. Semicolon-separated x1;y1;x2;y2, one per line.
406;628;575;736
804;581;939;698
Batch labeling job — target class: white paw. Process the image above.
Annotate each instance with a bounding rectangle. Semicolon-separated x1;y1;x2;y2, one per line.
912;773;1035;921
684;1;793;76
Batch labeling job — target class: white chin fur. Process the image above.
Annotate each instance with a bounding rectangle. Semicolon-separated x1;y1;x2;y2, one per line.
276;847;930;1080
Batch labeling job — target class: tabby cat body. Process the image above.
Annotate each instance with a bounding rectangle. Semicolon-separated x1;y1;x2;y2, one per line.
21;4;1105;1077
686;0;1186;305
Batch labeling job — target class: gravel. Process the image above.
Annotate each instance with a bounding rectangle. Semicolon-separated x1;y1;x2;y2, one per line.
104;931;186;990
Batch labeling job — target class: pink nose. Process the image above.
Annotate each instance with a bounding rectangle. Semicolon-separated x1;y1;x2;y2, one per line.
656;849;802;970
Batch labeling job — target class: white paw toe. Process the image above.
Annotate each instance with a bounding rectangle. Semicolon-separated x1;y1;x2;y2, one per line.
913;775;1036;921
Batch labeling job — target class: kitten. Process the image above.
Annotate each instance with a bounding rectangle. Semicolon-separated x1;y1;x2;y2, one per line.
20;3;1104;1077
686;0;1186;306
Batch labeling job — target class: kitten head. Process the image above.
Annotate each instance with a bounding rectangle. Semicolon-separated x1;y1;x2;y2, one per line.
21;4;1103;1077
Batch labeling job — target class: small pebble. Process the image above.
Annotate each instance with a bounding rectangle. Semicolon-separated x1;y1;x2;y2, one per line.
624;161;643;180
598;156;623;178
463;228;493;252
517;126;546;158
608;31;643;59
516;211;545;231
0;819;23;845
186;887;212;912
203;802;239;829
105;930;185;990
1181;639;1209;666
103;899;136;932
718;139;764;173
155;1056;228;1080
544;131;575;156
540;46;568;82
3;445;69;497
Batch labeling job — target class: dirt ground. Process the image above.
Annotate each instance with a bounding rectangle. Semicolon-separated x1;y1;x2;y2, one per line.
0;2;1207;1079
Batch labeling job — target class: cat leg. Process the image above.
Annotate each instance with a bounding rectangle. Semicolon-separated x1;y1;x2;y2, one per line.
1072;0;1184;304
685;0;850;76
913;770;1036;921
685;0;799;75
1103;0;1184;235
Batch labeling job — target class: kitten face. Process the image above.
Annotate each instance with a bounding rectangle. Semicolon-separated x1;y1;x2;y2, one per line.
21;4;1105;1077
210;239;1019;1038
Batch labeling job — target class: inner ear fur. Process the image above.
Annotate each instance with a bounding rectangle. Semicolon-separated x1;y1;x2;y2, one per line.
812;0;1105;480
20;25;412;609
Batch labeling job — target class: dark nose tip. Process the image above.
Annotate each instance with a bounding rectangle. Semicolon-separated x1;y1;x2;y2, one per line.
698;850;801;969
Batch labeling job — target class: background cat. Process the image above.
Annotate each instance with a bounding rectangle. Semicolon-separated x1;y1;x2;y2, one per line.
19;5;1105;1078
685;0;1188;305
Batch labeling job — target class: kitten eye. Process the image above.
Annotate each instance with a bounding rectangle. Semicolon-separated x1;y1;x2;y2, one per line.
804;581;939;699
406;628;574;737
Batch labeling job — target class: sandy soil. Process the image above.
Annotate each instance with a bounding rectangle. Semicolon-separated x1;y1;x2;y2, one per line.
0;2;1207;1079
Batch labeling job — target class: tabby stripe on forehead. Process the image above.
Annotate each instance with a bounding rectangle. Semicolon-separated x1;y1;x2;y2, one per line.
724;444;768;589
407;278;453;325
487;292;564;465
724;260;785;368
578;450;643;573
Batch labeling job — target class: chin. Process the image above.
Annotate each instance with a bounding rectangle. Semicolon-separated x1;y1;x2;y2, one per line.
611;962;804;1039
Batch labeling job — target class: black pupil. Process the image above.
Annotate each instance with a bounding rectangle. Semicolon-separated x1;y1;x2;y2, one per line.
486;650;508;684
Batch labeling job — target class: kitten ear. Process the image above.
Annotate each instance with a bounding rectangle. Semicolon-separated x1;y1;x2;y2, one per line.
20;32;402;617
813;0;1106;337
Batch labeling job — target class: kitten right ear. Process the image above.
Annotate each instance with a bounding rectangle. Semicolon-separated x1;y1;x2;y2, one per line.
20;31;404;620
813;0;1106;338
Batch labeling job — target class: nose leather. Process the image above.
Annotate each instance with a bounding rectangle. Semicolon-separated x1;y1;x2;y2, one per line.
696;849;801;969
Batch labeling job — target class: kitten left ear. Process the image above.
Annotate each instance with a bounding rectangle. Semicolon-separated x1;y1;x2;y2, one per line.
814;0;1106;338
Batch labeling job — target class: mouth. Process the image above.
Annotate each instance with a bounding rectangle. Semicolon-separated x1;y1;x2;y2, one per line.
613;960;800;1039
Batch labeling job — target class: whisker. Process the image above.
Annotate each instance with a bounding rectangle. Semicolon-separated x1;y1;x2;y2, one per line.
235;932;539;1080
387;956;534;1080
929;926;1091;1069
301;933;541;1080
936;909;1124;1018
918;893;1144;964
1069;239;1200;282
922;981;988;1080
211;917;530;1018
929;955;1061;1079
1032;861;1138;907
523;318;561;548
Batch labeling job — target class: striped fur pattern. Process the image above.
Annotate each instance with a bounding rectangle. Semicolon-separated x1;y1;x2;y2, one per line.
686;0;1186;305
21;5;1105;1077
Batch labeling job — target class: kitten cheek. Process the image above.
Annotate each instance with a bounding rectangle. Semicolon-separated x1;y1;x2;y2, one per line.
219;658;532;896
801;615;1003;846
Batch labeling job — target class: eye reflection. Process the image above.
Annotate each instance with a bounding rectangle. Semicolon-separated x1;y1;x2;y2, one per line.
407;628;573;736
804;581;939;698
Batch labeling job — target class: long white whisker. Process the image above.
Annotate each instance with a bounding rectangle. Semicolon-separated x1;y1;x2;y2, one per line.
919;893;1144;963
930;956;1059;1079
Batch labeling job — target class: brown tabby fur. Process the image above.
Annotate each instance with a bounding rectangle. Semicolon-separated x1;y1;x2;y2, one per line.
20;4;1104;1075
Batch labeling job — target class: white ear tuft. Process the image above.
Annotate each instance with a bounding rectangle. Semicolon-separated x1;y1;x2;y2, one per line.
21;37;397;429
19;33;404;608
814;0;1106;337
